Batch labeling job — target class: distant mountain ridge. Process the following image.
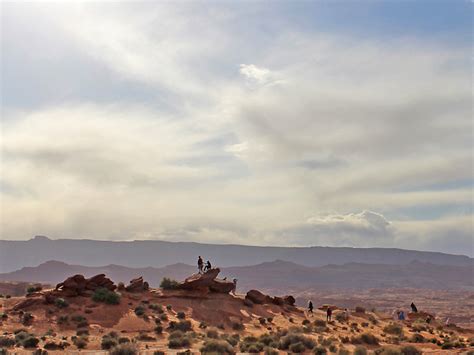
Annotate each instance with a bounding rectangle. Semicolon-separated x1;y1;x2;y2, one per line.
0;259;471;291
0;236;471;273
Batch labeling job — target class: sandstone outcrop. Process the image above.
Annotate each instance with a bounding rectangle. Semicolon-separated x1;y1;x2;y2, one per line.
177;268;235;293
54;274;116;297
245;289;296;307
125;276;149;292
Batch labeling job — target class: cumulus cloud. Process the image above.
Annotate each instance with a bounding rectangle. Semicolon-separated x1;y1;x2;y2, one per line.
1;3;471;256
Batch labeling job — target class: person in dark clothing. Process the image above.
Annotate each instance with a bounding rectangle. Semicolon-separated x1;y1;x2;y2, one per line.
308;301;314;316
204;260;212;272
326;307;332;322
197;256;204;274
410;302;418;313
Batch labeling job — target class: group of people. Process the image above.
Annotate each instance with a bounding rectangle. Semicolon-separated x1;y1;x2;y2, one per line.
307;301;341;321
197;256;212;273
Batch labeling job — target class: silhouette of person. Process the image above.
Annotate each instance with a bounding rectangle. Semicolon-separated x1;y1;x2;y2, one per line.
326;307;332;322
197;256;204;274
410;302;418;313
308;301;314;316
204;260;212;272
231;278;238;295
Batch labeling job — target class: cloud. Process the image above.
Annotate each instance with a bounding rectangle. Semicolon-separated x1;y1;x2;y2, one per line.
1;3;471;256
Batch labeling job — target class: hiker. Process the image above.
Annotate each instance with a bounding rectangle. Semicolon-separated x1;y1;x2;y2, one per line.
204;260;212;272
231;278;238;295
308;301;314;316
197;256;204;274
426;315;432;324
398;311;405;321
410;302;418;313
326;307;332;322
344;308;350;318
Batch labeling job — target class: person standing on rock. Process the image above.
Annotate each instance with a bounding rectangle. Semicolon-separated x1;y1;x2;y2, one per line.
308;301;314;316
205;260;212;272
198;256;204;274
410;302;418;313
231;279;238;295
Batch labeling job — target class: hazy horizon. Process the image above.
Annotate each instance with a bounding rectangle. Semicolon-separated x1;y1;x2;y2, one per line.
1;2;472;256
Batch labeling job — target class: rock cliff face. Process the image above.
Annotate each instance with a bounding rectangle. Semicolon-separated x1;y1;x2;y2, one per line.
125;276;149;292
177;268;235;293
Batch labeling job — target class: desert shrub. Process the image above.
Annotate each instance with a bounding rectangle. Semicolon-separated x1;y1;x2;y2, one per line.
0;313;7;320
355;306;366;313
354;346;368;355
259;334;278;346
337;349;350;355
384;323;404;336
137;332;155;341
409;333;425;343
177;311;186;319
44;341;65;350
0;337;15;347
26;285;42;294
302;319;311;325
166;304;173;310
168;331;191;348
54;298;68;308
101;335;118;350
168;320;192;332
21;336;40;348
92;288;120;305
21;312;33;325
400;345;422;355
160;314;168;321
118;337;130;344
232;322;245;331
149;304;163;312
153;352;165;355
240;339;264;353
206;329;219;339
73;336;88;349
314;319;327;327
279;333;315;350
0;348;7;355
5;295;11;299
329;344;337;353
264;347;279;355
313;346;328;354
335;312;348;322
222;334;240;347
160;278;179;290
200;339;234;354
71;314;86;322
110;343;138;355
154;325;163;334
32;350;47;355
368;314;378;325
134;306;145;316
374;348;402;355
290;341;306;353
352;332;380;345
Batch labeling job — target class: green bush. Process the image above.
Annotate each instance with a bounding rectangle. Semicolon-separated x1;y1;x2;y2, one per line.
22;336;39;348
110;343;138;355
55;298;69;308
92;288;120;305
73;336;88;349
354;346;368;355
134;306;145;316
264;347;279;355
200;339;234;354
0;348;7;355
337;349;350;355
232;322;245;331
118;337;130;344
154;325;163;334
168;331;191;348
206;329;219;339
153;352;165;355
26;286;42;294
355;306;366;313
409;333;425;343
160;278;180;290
374;348;402;355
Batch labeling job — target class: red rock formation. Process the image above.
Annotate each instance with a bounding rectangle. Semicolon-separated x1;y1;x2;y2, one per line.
125;276;149;292
177;268;235;293
54;274;116;297
245;289;296;307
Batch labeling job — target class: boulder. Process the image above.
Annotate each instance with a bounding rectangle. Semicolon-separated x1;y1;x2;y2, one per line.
177;268;235;294
245;290;273;305
125;276;149;292
54;274;116;297
12;297;43;311
283;295;296;306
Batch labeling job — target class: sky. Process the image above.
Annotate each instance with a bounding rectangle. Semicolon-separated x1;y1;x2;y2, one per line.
0;1;472;256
